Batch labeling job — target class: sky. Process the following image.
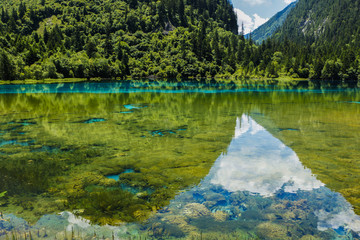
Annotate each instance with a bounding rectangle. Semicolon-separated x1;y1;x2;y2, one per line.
231;0;297;34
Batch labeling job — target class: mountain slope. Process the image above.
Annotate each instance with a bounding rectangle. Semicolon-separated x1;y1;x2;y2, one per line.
247;1;297;44
0;0;248;80
275;0;360;46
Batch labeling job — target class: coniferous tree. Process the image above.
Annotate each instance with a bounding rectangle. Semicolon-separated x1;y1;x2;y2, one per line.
178;0;186;26
18;2;27;19
86;39;97;58
1;8;9;23
43;27;49;43
0;50;16;80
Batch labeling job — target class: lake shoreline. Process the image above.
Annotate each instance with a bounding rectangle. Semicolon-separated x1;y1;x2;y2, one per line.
1;76;358;85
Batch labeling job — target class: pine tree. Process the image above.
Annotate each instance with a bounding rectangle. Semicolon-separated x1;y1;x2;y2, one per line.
104;34;113;57
86;39;97;58
178;0;186;26
0;50;16;80
43;27;49;43
12;8;18;21
1;8;9;23
18;2;27;19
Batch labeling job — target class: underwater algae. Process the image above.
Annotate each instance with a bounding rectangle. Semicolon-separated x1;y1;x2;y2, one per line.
0;91;241;225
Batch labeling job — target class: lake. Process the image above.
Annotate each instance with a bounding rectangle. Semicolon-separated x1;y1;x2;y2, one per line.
0;79;359;239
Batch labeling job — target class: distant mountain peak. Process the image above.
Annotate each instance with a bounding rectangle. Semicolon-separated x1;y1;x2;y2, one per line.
245;1;297;43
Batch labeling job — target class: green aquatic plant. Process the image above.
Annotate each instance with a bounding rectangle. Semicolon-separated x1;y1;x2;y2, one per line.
0;191;6;198
0;90;239;224
73;188;151;224
0;191;7;207
0;153;65;195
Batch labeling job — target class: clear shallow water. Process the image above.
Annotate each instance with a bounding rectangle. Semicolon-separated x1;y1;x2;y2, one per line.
0;80;359;239
0;79;358;94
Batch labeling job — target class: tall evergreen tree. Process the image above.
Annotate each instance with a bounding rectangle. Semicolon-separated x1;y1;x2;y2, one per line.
0;50;16;80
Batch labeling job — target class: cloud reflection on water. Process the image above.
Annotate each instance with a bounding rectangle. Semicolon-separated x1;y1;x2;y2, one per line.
208;114;324;196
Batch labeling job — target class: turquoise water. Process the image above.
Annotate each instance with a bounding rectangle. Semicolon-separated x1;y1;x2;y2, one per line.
0;140;33;147
119;111;133;114
0;79;358;94
83;118;106;123
106;169;135;181
124;104;148;110
105;175;120;181
0;80;359;239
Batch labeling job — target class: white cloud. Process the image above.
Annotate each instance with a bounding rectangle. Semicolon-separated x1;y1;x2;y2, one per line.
243;0;266;5
234;8;269;34
316;209;360;232
253;13;269;29
234;8;253;34
284;0;296;4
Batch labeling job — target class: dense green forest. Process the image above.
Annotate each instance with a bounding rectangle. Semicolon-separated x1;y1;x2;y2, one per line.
0;0;242;80
0;0;360;81
269;0;360;80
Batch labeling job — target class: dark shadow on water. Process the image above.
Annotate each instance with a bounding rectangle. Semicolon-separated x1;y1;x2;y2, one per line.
82;118;106;123
0;139;34;147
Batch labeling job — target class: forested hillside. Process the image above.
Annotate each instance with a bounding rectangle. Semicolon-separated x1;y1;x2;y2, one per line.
275;0;360;46
0;0;360;82
239;0;360;81
264;0;360;80
0;0;251;80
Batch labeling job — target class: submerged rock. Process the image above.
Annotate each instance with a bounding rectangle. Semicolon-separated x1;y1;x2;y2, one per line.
183;203;211;218
299;235;320;240
148;221;186;238
203;192;226;205
162;215;198;233
256;222;290;240
203;201;217;209
211;210;229;222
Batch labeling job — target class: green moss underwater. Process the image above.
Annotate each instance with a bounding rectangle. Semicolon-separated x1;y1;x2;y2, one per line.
0;89;239;225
